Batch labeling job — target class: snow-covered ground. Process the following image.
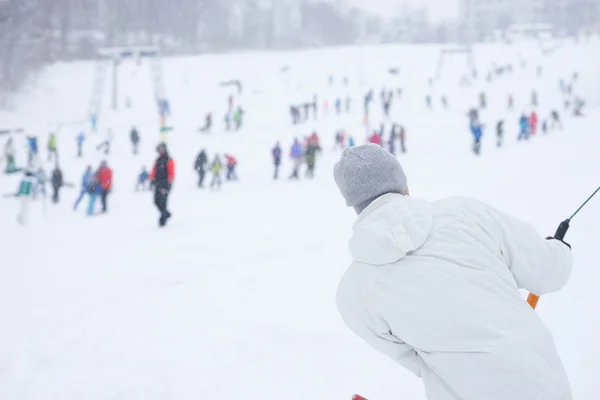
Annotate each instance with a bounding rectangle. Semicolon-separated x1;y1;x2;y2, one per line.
1;39;599;399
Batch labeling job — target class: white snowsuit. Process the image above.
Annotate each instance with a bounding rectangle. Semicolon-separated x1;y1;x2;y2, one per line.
337;194;572;400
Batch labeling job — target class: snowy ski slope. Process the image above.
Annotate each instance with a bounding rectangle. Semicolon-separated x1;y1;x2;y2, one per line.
1;39;599;399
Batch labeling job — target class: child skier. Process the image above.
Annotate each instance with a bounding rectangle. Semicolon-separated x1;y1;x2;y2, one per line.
136;167;150;191
210;154;223;190
272;142;282;180
224;154;238;181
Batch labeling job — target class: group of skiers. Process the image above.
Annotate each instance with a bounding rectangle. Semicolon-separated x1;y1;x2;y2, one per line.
468;108;563;155
194;149;238;190
366;123;407;155
273;132;322;180
199;95;244;133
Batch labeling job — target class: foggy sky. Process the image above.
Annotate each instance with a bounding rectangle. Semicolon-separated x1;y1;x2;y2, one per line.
349;0;460;22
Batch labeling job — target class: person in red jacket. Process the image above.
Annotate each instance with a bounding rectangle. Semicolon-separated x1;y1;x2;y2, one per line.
224;153;238;181
369;131;383;146
529;111;539;135
150;143;175;227
96;160;113;213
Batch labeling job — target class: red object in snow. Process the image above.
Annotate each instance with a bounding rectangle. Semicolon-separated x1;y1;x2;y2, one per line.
353;395;368;400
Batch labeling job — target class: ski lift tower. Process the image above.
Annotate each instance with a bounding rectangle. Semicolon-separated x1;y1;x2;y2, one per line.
89;45;165;118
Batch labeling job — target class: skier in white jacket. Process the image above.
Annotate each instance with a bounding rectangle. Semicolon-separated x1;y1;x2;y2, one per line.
333;144;573;400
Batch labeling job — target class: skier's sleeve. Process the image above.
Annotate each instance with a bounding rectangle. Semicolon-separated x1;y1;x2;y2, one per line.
149;163;157;181
337;284;422;377
484;204;572;296
167;159;175;182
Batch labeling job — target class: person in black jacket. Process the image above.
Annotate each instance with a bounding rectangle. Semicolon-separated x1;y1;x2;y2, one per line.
51;165;63;203
130;126;140;155
150;143;175;227
194;149;208;187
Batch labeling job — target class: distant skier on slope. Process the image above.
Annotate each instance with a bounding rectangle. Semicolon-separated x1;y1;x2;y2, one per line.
96;161;113;213
224;154;238;181
130;126;140;155
333;144;573;400
529;111;539;135
210;154;223;190
194;149;208;188
518;113;530;141
73;165;93;211
199;113;213;133
47;133;58;162
496;120;504;148
470;118;483;155
135;167;150;191
272;142;282;180
50;164;64;204
76;131;85;158
289;138;304;180
550;110;563;130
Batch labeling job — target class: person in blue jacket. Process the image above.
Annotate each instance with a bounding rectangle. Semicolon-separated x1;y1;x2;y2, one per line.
27;136;38;162
86;169;101;216
73;165;93;210
470;119;483;155
348;136;356;147
76;132;85;157
518;114;530;141
136;167;150;191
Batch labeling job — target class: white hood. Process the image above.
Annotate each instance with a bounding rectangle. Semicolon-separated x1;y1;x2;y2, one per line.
349;194;433;266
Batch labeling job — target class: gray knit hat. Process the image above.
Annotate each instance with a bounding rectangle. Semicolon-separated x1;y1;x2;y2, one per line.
333;143;407;215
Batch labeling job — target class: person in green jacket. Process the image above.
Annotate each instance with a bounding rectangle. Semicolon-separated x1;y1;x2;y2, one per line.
233;106;244;130
47;133;58;162
210;154;223;190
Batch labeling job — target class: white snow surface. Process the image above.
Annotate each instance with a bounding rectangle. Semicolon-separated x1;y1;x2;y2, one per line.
1;40;599;399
